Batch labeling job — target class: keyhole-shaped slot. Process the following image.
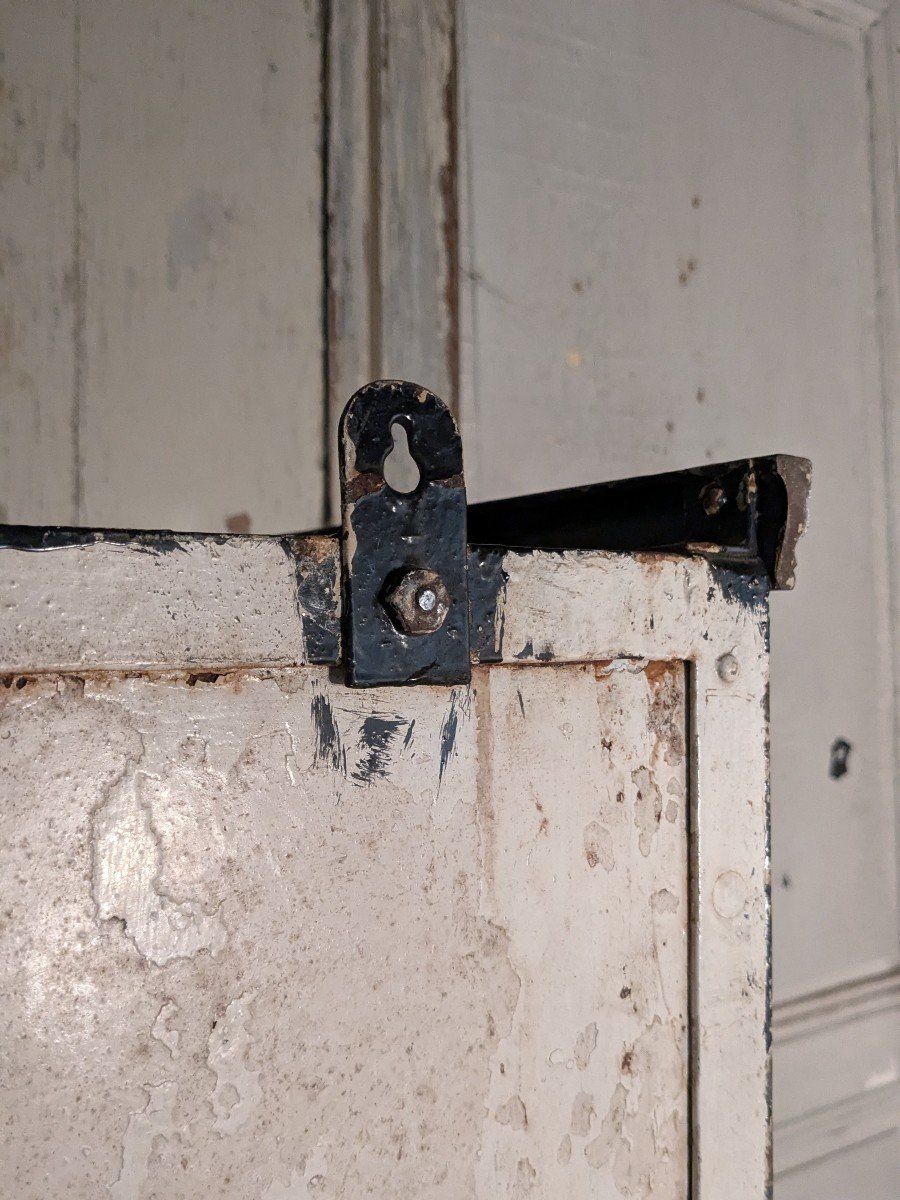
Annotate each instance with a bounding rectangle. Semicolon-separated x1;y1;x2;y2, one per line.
383;420;421;494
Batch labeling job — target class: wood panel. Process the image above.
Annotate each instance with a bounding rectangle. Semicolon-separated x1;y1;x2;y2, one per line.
326;0;457;521
458;0;897;1004
0;1;78;525
76;0;325;533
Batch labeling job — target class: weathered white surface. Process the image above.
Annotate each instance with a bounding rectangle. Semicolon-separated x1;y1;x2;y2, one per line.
474;662;689;1197
0;544;771;1197
0;536;307;672
1;0;324;533
0;656;689;1197
0;1;78;524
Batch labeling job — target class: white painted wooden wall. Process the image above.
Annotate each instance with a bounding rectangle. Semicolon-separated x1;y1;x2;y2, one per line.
2;0;898;1194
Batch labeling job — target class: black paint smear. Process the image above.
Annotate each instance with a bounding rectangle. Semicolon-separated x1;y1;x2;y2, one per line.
439;693;464;785
829;738;852;780
516;690;525;717
352;715;405;783
311;690;341;771
514;640;534;661
402;720;416;751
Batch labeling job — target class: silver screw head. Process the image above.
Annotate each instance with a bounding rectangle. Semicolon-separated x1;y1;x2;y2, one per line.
383;569;449;634
417;587;437;612
716;652;740;682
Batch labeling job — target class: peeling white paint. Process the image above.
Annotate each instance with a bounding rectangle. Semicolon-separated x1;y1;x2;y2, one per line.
110;1082;176;1200
93;768;227;966
208;993;262;1136
151;1000;181;1058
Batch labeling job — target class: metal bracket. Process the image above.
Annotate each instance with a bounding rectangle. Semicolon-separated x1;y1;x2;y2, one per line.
339;380;470;688
466;454;811;591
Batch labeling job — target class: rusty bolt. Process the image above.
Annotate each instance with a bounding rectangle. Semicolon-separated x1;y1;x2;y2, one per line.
383;568;450;635
701;482;728;516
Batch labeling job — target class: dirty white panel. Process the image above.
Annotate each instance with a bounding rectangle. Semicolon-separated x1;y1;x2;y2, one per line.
76;0;324;533
0;659;688;1197
0;535;309;673
0;540;774;1196
474;662;689;1197
0;1;78;524
776;1129;900;1200
459;0;896;1008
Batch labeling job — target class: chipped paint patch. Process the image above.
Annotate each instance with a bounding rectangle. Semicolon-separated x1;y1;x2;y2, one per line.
712;870;749;920
110;1082;176;1199
570;1091;595;1137
632;766;663;857
583;822;614;872
584;1019;684;1195
208;993;262;1136
151;1000;180;1058
93;768;227;965
573;1022;598;1072
651;888;679;914
496;1095;528;1129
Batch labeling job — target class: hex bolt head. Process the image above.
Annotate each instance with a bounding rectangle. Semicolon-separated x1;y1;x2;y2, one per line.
716;652;740;683
383;569;450;635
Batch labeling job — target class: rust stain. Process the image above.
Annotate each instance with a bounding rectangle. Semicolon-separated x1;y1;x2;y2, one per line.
225;512;252;535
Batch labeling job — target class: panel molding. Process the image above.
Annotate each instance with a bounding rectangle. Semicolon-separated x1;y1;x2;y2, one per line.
773;965;900;1044
775;1081;900;1177
773;968;900;1176
731;0;887;38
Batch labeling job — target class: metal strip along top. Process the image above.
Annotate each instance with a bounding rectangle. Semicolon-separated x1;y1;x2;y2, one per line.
339;379;470;687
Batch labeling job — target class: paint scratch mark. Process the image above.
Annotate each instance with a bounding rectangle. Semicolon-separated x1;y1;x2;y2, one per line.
311;689;341;771
351;715;405;784
439;690;468;785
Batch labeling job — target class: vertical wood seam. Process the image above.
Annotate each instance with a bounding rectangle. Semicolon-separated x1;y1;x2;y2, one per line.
320;0;334;527
366;0;383;381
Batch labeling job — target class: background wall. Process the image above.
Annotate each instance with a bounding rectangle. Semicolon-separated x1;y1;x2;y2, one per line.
2;0;898;1194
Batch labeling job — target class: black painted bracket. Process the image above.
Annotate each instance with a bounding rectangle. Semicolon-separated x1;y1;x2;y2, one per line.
467;453;811;592
339;380;471;688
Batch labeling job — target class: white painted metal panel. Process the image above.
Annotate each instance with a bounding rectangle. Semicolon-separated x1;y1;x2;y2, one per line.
0;539;771;1197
